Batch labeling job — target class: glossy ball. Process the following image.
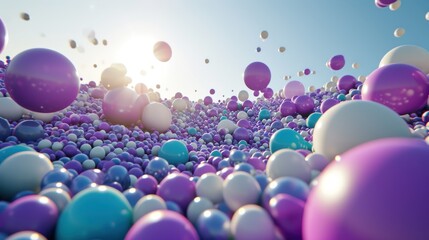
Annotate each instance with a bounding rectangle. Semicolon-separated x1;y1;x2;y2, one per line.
0;117;11;141
196;209;231;240
270;128;312;153
196;173;224;204
0;18;7;54
328;55;345;71
133;194;167;222
153;41;172;62
157;173;196;212
13;120;44;143
243;62;271;91
142;102;172;133
284;81;305;99
0;97;24;121
102;87;141;125
158;140;189;166
231;205;276;240
267;149;312;183
5;48;79;113
144;157;170;183
223;172;261;211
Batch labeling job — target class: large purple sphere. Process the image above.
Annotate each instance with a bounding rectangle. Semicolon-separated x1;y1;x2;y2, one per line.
243;62;271;91
337;75;357;92
329;55;345;71
0;18;7;54
304;138;429;240
5;48;80;113
102;87;142;125
362;63;429;115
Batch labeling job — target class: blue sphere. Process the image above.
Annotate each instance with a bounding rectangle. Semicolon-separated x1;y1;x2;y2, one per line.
12;120;45;143
234;162;255;174
196;209;231;240
41;168;74;188
105;165;130;189
0;117;11;141
158;140;189;166
70;175;94;195
262;176;310;208
123;188;145;207
229;150;248;165
144;157;170;183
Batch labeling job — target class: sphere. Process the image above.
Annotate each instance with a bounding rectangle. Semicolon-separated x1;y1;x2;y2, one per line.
304;138;429;240
0;18;7;54
196;209;231;240
294;95;315;116
157;173;196;212
231;205;275;240
313;100;412;160
5;231;47;240
306;112;322;128
238;90;249;101
5;48;79;113
267;149;312;183
102;87;141;125
104;165;130;190
284;81;305;99
0;97;24;121
39;188;71;212
133;194;167;222
186;197;214;224
0;152;53;200
223;172;261;211
320;98;339;113
263;176;310;206
172;98;187;111
100;67;128;90
135;83;148;95
278;46;286;53
196;173;224;204
217;119;238;134
158;139;189;166
362;64;429;115
260;30;269;40
12;120;44;143
142;102;172;132
263;87;274;99
394;27;405;37
270;128;312;153
337;75;357;92
328;55;345;71
144;157;170;183
379;45;429;74
279;100;297;117
153;41;172;62
125;210;198;240
243;62;271;91
0;195;58;237
0;117;11;141
56;186;132;240
233;127;250;142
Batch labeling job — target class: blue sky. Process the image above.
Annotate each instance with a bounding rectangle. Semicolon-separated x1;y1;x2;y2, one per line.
1;0;429;100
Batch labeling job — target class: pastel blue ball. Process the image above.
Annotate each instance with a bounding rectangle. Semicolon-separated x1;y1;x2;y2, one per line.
104;165;130;189
269;128;312;153
158;140;189;166
0;145;35;165
196;209;231;240
12;120;45;143
123;188;145;207
56;186;133;240
262;176;310;207
144;157;170;183
0;117;11;141
306;112;322;128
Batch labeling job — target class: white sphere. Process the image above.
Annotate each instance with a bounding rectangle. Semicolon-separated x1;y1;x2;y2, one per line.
0;97;23;121
238;90;249;102
133;194;167;223
30;111;57;122
231;205;276;240
426;12;429;21
142;102;172;133
352;63;359;69
394;27;405;38
389;0;401;11
0;152;53;200
313;101;413;160
172;98;187;112
266;149;312;183
196;173;224;204
278;46;286;53
37;139;52;150
358;75;366;82
89;146;106;159
217;119;238;134
186;197;214;224
236;111;248;120
379;45;429;74
223;172;261;211
51;142;64;151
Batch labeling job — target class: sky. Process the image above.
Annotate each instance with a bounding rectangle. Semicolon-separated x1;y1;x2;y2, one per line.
1;0;429;101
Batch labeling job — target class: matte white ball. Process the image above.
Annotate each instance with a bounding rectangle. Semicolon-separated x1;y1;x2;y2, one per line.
0;97;23;121
223;172;261;211
231;205;276;240
237;111;248;120
267;149;312;183
196;173;224;204
142;102;172;133
0;152;53;200
217;119;238;134
172;98;187;112
313;101;412;160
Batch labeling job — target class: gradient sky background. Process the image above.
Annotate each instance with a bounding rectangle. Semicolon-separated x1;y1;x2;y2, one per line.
1;0;429;101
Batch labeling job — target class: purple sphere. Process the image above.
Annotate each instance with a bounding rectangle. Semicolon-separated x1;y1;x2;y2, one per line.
362;63;429;115
157;173;196;212
102;87;141;125
337;75;357;93
263;88;274;99
5;48;80;113
320;98;339;113
329;55;345;71
233;127;250;142
0;18;7;54
304;138;429;240
227;100;239;111
279;100;297;117
244;62;271;91
294;95;315;116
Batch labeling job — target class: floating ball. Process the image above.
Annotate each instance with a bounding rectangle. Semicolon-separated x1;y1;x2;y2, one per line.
362;64;429;115
158;139;189;166
0;117;11;141
12;120;44;143
270;128;312;153
238;90;249;101
157;173;196;212
135;83;148;95
133;194;167;222
263;87;273;99
153;41;172;62
231;205;275;240
196;173;224;204
313;100;412;160
267;149;312;183
102;87;142;125
0;97;24;121
56;186;132;240
260;30;269;40
0;152;53;200
279;100;297;117
223;172;260;211
394;27;405;38
279;46;286;53
284;81;305;99
304;138;429;240
125;210;198;240
5;48;80;113
243;62;271;91
379;45;429;74
142;102;172;133
0;17;7;54
0;195;58;238
196;209;231;240
328;55;345;71
100;67;128;90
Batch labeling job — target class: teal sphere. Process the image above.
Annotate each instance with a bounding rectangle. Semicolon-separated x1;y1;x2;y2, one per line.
0;145;35;165
270;128;312;154
258;109;271;120
158;140;189;166
56;186;133;240
306;112;322;128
